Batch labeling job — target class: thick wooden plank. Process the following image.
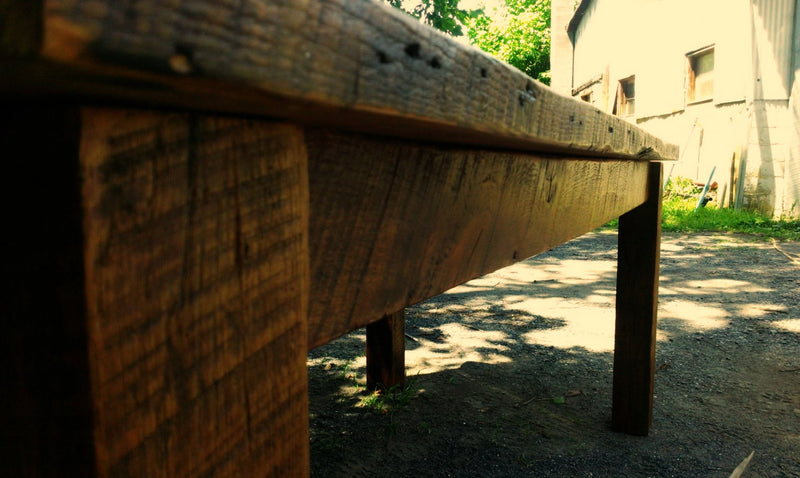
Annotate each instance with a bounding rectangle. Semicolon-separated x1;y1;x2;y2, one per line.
307;130;650;348
78;109;311;477
1;107;96;477
0;0;676;160
0;108;311;477
366;310;406;391
612;162;662;436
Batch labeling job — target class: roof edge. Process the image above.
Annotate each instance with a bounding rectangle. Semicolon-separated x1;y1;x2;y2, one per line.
566;0;593;44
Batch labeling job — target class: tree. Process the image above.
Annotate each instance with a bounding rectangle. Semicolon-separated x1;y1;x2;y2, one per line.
384;0;483;37
466;0;551;84
383;0;551;84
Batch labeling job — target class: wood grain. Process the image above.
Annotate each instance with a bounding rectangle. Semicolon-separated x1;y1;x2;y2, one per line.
612;162;662;436
0;0;676;160
1;107;311;476
79;109;311;477
307;130;650;348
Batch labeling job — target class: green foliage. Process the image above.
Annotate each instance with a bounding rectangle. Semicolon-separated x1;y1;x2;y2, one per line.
661;195;800;240
466;0;551;83
663;176;699;198
384;0;483;37
382;0;552;83
358;378;420;413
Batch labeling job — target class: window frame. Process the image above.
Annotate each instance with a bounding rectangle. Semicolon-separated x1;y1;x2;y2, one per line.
615;75;635;117
686;45;715;105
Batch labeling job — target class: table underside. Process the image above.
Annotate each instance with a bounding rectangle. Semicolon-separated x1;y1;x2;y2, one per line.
2;106;661;477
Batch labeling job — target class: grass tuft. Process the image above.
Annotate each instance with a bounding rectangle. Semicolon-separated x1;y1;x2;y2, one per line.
358;378;420;413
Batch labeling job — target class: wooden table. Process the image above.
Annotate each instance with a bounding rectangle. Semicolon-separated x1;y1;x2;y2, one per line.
1;1;677;476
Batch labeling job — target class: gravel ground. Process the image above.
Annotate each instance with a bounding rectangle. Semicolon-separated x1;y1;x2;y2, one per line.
308;231;800;477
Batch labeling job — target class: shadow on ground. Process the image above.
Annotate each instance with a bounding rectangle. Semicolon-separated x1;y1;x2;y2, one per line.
308;231;800;477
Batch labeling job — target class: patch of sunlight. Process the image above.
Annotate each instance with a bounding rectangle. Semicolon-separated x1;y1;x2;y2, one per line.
470;265;557;287
443;284;494;295
671;278;771;296
586;293;615;304
541;260;617;285
502;294;534;304
659;299;730;331
736;303;789;318
405;323;512;374
658;284;681;296
510;297;615;353
424;303;470;315
660;242;687;253
773;319;800;333
656;328;672;343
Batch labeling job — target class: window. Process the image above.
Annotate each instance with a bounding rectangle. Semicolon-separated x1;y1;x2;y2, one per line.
572;74;603;107
687;46;714;103
616;76;635;117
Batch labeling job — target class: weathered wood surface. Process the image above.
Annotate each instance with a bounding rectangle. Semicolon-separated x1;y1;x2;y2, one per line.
1;107;311;477
307;130;651;348
0;2;675;474
0;0;676;160
612;162;662;436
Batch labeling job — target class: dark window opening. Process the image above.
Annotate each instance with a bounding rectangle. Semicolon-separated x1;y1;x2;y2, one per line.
616;76;635;116
687;46;714;103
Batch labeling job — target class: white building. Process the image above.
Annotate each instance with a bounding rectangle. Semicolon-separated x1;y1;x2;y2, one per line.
551;0;800;217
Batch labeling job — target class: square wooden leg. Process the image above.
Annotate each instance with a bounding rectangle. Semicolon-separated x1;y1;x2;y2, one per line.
366;310;406;391
1;107;311;476
612;162;662;436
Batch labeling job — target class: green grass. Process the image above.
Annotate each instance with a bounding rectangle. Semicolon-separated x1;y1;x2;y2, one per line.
661;196;800;240
604;177;800;241
358;378;420;413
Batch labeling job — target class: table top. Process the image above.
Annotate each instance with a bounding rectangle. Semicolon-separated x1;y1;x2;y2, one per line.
2;0;677;161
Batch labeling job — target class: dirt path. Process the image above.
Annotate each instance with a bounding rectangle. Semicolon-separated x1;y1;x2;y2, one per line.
308;231;800;477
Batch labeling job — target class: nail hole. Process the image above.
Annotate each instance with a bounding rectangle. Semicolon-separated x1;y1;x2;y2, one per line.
404;43;421;59
480;68;488;78
429;57;441;69
518;93;526;107
608;126;614;133
376;50;391;64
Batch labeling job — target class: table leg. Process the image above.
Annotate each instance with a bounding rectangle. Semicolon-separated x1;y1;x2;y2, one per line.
366;310;406;391
1;107;311;476
612;161;662;436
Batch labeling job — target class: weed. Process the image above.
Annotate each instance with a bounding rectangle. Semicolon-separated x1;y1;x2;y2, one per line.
335;360;360;388
358;377;420;414
417;420;431;435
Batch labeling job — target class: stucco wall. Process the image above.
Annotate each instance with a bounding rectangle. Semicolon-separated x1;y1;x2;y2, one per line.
785;0;800;218
563;0;798;216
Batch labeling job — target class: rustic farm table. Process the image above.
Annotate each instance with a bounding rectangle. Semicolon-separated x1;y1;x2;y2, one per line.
1;1;677;476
